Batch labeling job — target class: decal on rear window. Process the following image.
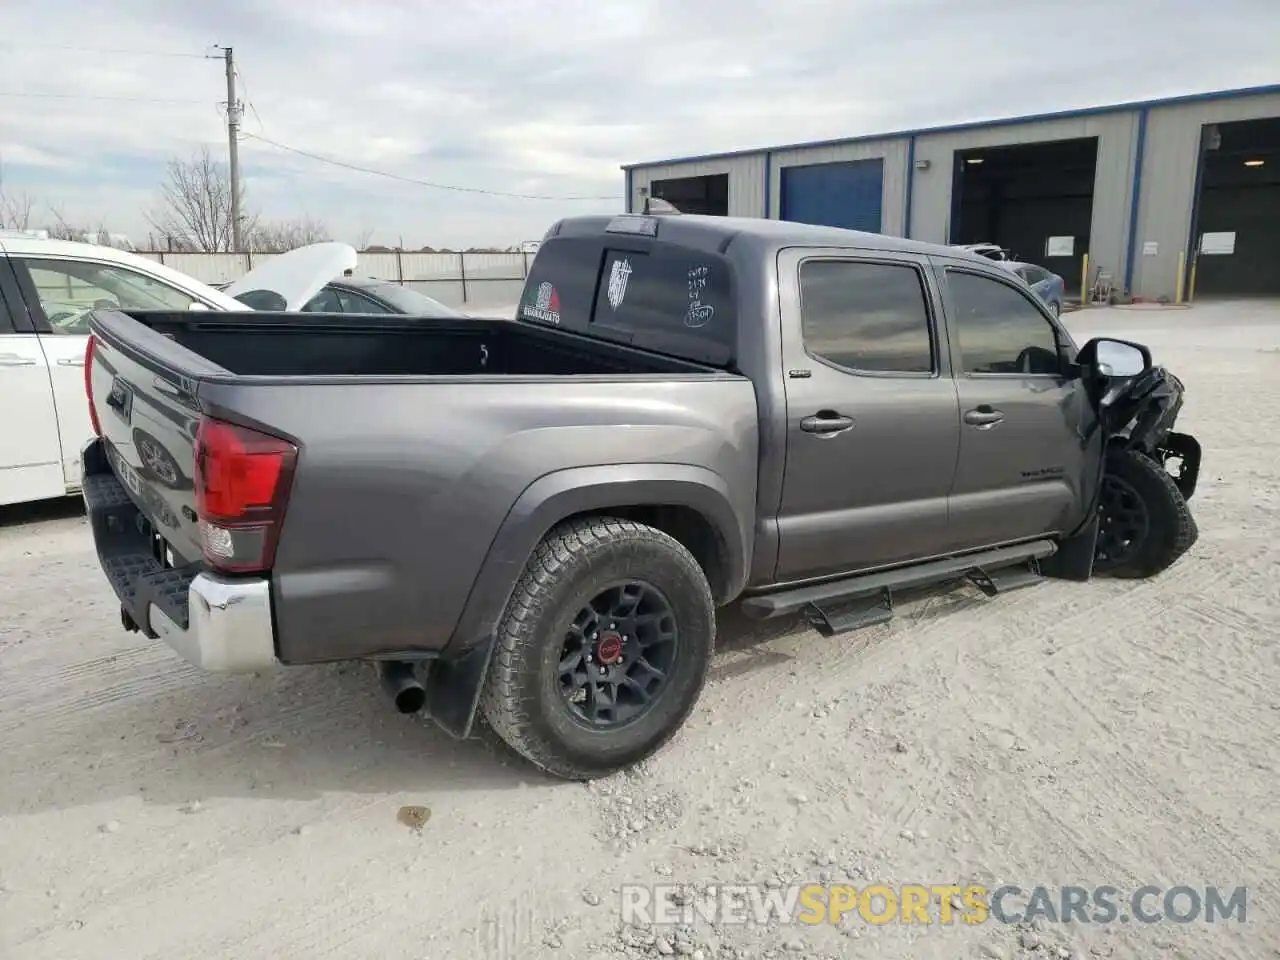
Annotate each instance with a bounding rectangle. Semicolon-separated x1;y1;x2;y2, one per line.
606;257;633;310
521;280;562;325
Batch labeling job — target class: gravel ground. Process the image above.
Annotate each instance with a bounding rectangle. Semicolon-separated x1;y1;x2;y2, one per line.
1;300;1277;960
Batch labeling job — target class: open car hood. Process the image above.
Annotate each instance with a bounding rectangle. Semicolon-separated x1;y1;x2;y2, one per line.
221;241;359;311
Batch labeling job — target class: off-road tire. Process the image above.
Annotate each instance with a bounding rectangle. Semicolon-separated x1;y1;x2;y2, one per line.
1093;447;1198;579
479;517;715;780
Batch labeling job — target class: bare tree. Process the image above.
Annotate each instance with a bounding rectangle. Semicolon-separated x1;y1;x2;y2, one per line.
44;203;94;242
0;160;36;231
146;146;254;252
248;216;331;253
355;226;375;251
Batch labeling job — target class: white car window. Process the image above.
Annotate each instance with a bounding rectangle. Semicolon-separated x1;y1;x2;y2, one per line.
21;258;199;335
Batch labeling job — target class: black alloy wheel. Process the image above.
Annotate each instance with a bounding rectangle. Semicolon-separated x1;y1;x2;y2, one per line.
1095;472;1150;568
557;581;679;729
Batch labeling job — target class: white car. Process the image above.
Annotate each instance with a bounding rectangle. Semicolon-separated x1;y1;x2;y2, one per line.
0;236;357;508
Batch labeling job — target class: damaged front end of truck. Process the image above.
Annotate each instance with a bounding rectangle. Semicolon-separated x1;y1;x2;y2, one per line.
1074;337;1202;578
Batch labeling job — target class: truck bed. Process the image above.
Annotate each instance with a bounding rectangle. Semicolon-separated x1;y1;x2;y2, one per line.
84;307;758;667
109;309;718;378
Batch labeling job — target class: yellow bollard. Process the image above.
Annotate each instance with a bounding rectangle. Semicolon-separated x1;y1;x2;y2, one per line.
1080;253;1089;307
1188;254;1198;303
1175;251;1186;305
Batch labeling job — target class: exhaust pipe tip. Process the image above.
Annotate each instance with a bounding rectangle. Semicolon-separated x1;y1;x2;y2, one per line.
393;685;427;715
378;660;427;715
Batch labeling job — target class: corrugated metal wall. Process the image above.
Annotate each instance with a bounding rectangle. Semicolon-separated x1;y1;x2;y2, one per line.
628;156;767;218
910;112;1140;292
771;139;909;235
1133;90;1280;299
624;89;1280;302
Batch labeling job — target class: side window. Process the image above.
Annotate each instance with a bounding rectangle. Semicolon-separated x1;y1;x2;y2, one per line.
798;259;934;374
0;283;16;334
20;258;198;334
947;270;1060;375
335;289;392;314
303;287;342;312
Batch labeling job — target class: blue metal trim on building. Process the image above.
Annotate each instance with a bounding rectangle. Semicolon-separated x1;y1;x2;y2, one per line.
904;135;916;238
763;152;772;219
619;82;1280;171
1123;108;1149;294
1184;132;1209;301
624;168;633;213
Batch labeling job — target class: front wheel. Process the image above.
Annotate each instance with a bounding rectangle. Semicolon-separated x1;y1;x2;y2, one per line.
480;517;715;780
1093;447;1198;578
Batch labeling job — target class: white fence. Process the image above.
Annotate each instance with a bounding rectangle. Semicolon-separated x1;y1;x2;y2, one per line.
138;250;534;310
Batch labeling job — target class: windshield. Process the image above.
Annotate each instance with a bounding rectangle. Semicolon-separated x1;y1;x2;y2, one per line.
359;280;464;317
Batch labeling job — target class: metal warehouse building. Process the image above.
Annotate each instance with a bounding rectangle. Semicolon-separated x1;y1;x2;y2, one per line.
621;83;1280;302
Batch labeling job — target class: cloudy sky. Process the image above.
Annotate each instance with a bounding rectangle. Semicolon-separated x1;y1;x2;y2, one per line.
2;0;1277;250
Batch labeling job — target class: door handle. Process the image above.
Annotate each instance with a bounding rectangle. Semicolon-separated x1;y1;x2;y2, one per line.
57;357;86;367
0;353;36;367
963;406;1005;428
800;411;855;435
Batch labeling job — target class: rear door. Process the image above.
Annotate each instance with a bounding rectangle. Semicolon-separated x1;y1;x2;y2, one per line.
936;261;1089;550
0;256;63;505
10;254;203;489
773;247;961;583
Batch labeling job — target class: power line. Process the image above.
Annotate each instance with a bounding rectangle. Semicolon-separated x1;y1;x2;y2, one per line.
2;41;210;59
0;90;204;104
241;131;621;201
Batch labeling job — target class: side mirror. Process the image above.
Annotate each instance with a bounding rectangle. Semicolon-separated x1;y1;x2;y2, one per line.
1077;337;1151;379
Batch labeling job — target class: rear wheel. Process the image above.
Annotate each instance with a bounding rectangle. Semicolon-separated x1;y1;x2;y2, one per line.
480;517;715;780
1093;448;1198;578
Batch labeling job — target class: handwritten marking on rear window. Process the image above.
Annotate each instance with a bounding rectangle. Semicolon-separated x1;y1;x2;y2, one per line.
685;264;714;328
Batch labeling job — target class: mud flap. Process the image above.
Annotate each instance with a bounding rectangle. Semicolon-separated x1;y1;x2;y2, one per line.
1040;514;1099;582
423;635;497;739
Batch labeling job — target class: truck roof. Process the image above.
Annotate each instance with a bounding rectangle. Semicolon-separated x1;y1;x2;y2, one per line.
547;213;995;264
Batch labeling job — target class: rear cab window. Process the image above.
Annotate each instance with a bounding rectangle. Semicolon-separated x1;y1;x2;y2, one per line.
517;231;737;368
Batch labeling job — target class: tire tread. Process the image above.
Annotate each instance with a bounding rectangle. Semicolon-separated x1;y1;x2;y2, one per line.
1096;448;1198;579
480;516;713;780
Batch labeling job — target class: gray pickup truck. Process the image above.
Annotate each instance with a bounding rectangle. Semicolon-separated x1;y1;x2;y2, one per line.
80;211;1201;780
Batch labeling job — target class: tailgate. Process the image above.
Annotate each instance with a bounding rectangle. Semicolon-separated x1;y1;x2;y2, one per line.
86;313;207;568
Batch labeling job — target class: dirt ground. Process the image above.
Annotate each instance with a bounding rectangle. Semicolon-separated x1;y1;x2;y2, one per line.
1;301;1277;960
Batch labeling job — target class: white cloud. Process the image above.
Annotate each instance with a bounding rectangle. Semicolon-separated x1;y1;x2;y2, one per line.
0;0;1277;248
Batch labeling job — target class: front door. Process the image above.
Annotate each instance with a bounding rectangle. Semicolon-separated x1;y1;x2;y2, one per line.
0;260;62;505
774;249;961;584
936;262;1090;550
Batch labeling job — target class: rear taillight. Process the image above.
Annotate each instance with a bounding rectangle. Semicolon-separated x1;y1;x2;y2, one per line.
85;334;101;437
194;417;297;574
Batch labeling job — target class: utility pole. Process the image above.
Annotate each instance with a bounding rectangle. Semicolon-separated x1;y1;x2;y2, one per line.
221;46;243;253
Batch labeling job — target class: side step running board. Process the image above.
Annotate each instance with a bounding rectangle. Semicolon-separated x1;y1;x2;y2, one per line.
740;540;1056;637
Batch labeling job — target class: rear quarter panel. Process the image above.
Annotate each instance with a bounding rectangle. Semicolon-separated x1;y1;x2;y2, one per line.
197;374;759;664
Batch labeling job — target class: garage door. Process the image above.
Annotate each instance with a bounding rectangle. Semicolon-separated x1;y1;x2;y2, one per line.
780;158;884;233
